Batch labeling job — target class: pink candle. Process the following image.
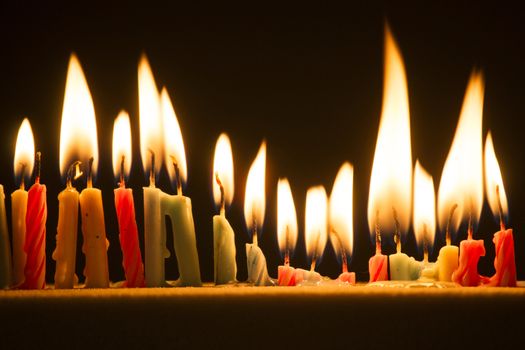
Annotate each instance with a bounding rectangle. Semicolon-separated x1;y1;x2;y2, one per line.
23;173;47;289
369;238;387;282
277;265;297;286
115;184;144;287
452;235;488;287
486;229;516;287
337;271;356;284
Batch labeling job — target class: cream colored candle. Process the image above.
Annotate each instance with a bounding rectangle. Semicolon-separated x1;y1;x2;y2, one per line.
144;185;167;287
0;185;13;289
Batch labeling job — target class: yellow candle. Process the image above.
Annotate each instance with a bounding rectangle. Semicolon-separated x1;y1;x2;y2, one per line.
436;245;459;282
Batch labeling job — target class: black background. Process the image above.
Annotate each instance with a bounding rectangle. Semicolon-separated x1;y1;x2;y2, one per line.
0;3;524;284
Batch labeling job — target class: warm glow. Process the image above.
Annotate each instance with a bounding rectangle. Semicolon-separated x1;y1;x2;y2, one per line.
244;142;266;235
112;110;132;181
277;178;298;256
59;53;99;178
161;88;187;187
138;55;162;177
367;26;412;240
213;133;234;208
413;161;436;251
305;186;328;262
437;72;484;235
14;118;35;184
329;163;353;259
484;132;508;221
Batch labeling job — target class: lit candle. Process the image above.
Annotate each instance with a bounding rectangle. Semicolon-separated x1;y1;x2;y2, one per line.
138;55;167;287
298;186;328;285
367;26;413;282
212;133;237;285
244;142;273;286
413;161;436;281
11;118;34;287
329;163;355;284
483;132;516;287
438;72;487;286
276;178;298;286
113;111;145;287
160;88;201;287
0;185;13;289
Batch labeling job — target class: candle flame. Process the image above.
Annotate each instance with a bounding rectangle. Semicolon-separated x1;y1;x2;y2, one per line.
484;132;508;222
112;110;132;181
277;178;298;258
138;54;163;179
329;162;354;261
213;133;234;208
305;186;328;265
437;72;484;238
413;161;436;254
161;88;187;189
367;26;412;243
14;118;35;186
243;141;266;237
59;53;98;179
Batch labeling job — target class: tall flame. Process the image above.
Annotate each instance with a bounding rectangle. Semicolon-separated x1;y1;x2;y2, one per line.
367;26;412;241
305;186;328;264
437;72;484;237
112;110;132;181
59;53;99;179
413;161;436;253
161;88;187;188
244;142;266;237
138;55;163;179
484;132;508;222
213;133;234;208
277;178;298;257
14;118;35;186
329;163;354;260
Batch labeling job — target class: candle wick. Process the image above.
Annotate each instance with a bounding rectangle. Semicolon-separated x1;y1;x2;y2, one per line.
252;215;258;247
331;227;348;273
171;156;182;196
423;223;429;263
445;204;458;246
66;160;82;189
35;151;41;184
19;162;26;190
87;157;94;188
467;209;473;240
392;207;401;253
310;230;321;272
284;225;290;266
375;210;382;254
148;149;155;188
120;155;125;188
496;185;506;231
215;173;225;216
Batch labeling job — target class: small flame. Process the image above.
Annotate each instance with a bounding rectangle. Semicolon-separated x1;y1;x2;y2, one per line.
484;132;508;222
437;72;484;237
413;161;436;253
305;186;328;264
14;118;35;186
161;88;187;188
243;142;266;236
59;53;98;179
329;163;354;261
213;133;234;208
277;178;298;257
367;26;412;241
138;55;163;179
112;110;132;181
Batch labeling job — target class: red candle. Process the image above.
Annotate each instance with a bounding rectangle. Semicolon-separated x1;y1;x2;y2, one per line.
369;253;388;282
452;236;488;286
486;229;516;287
23;156;47;289
277;266;297;286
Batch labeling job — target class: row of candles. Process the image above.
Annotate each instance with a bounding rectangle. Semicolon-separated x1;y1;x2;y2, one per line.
0;27;517;290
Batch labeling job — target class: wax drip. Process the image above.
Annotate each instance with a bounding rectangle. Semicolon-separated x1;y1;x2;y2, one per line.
171;155;182;196
66;161;82;189
392;207;401;253
284;225;290;266
310;231;321;272
331;227;348;273
34;152;41;184
445;204;458;246
148;149;155;187
215;172;225;216
496;185;506;231
19;162;26;190
86;157;94;188
120;155;125;188
375;210;382;254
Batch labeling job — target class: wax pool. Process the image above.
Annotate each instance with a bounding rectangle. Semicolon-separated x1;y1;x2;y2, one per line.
0;185;13;289
24;181;47;289
161;193;202;287
11;188;28;287
213;214;236;285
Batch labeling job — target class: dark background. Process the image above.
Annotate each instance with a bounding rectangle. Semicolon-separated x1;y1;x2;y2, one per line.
0;3;523;283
